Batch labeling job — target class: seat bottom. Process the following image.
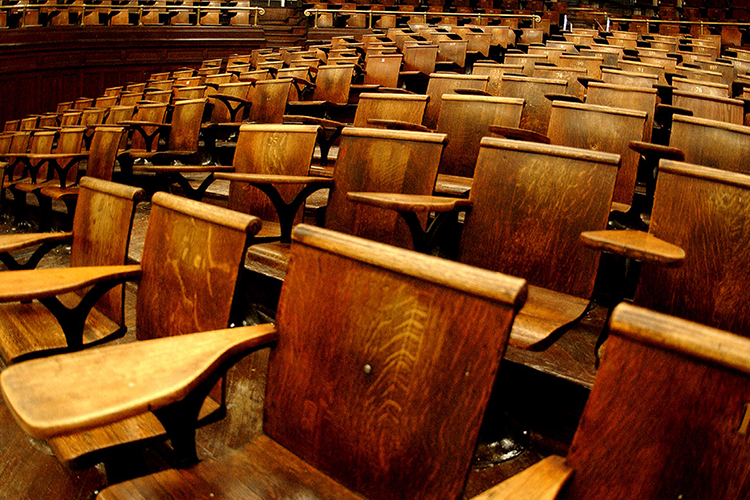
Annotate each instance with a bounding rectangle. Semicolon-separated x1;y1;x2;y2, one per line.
97;434;365;500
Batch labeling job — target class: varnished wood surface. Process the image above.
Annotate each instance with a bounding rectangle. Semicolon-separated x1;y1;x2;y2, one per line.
580;229;686;264
0;266;140;303
424;73;489;130
670;115;750;175
547;101;645;207
0;231;71;253
497;76;568;135
352;92;428;128
634;160;750;336
672;90;744;125
1;325;277;439
436;95;524;178
469;455;572;500
563;303;750;499
0;187;592;500
347;192;472;213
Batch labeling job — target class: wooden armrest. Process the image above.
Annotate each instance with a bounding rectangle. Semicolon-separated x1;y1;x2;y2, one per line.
367;119;432;132
350;84;381;92
215;173;333;185
544;93;583;103
212;93;252;106
347;192;471;213
469;455;572;500
121;120;170;129
132;165;234;173
628;141;684;161
283;115;346;129
489;126;551;144
580;229;685;265
376;86;416;95
0;324;277;439
23;153;88;160
0;231;72;254
0;265;141;303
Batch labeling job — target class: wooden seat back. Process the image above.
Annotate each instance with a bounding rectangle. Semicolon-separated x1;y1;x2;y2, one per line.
84;126;126;181
265;223;527;500
424;73;489;129
436;94;523;178
532;66;588;101
247;78;292;124
136;192;259;341
3;120;20;133
601;68;659;88
20;116;40;131
94;95;119;109
559;302;750;499
326;127;447;249
460;138;620;298
672;77;730;97
18;130;56;181
402;43;438;75
669;115;750;174
586;82;657;142
129;103;168;151
672;90;744;125
104;105;136;125
634;161;750;335
0;133;12;156
558;54;604;79
49;127;86;185
210;82;254;124
165;98;207;152
503;53;549;76
173;86;208;101
80;108;107;128
548;101;646;208
497;75;567;135
617;59;666;84
70;177;145;330
675;65;724;84
363;53;403;87
311;64;355;105
228;124;319;225
471;62;524;96
352;92;429;128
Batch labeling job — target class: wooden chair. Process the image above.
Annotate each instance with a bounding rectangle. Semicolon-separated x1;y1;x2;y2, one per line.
120;98;208;177
472;62;524;97
0;177;144;363
363;52;403;88
423;73;489;130
435;94;524;196
470;302;750;500
668;115;750;173
246;127;447;276
285;64;355;118
672;89;744;125
547;101;648;214
5;129;59;226
601;68;660;88
497;75;568;135
1;223;526;500
37;126;128;229
581;161;750;339
586;82;658;142
246;78;292;125
348;138;622;350
0;191;260;470
532;66;587;102
212;124;325;243
352;92;429;128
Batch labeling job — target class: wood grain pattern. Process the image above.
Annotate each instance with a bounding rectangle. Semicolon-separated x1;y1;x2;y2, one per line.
224;124;319;229
472;62;525;97
312;64;356;105
634;160;750;336
469;455;572;500
262;224;525;500
247;79;292;124
352;93;428;128
586;82;657;142
436;95;523;178
548;101;646;207
459;138;619;347
533;66;587;101
497;75;568;135
672;90;744;125
363;53;403;88
325;127;447;250
670;115;750;175
564;303;750;499
0;177;143;362
423;73;489;129
1;325;277;439
601;68;659;88
580;229;686;264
